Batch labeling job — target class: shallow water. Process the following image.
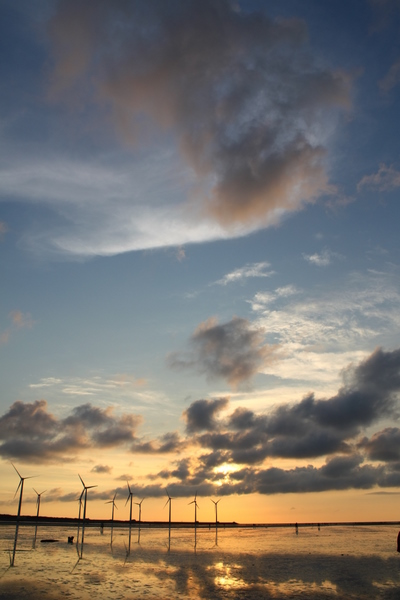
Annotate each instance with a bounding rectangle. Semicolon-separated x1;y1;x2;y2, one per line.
1;524;400;599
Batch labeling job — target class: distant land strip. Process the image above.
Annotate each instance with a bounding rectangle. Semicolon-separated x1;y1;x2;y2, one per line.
1;514;399;529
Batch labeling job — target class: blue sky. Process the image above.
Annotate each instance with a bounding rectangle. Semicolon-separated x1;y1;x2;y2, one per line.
1;0;400;523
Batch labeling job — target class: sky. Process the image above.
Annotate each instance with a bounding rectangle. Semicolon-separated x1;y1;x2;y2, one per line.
1;0;400;525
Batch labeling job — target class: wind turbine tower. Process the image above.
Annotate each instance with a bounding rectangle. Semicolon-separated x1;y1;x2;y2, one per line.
33;488;46;519
210;498;221;526
106;492;118;521
11;463;36;519
126;482;134;522
78;474;97;521
134;498;145;524
164;489;174;526
188;492;199;525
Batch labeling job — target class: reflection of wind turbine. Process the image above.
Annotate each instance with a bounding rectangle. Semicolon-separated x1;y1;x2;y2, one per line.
78;474;97;521
33;489;46;519
164;489;174;526
125;482;134;523
210;498;221;527
12;463;36;519
106;492;118;521
188;491;199;525
134;498;145;524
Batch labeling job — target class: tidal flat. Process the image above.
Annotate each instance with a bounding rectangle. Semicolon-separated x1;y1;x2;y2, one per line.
1;523;400;599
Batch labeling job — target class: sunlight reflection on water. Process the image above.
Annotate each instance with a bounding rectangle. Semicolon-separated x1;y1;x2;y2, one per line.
1;524;400;599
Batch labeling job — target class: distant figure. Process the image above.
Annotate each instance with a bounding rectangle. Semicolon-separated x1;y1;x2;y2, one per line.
295;522;298;535
68;536;74;544
100;522;104;534
397;531;400;552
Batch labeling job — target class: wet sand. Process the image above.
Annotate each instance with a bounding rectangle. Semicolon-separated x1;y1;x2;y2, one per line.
1;524;400;599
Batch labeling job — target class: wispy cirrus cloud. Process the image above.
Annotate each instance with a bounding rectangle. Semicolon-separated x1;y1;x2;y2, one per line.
214;262;274;285
0;310;34;345
379;58;400;93
357;163;400;192
250;270;400;387
0;221;7;240
0;0;351;259
303;248;342;267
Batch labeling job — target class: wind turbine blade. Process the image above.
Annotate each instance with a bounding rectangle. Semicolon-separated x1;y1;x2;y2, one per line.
86;485;97;489
13;480;22;498
188;500;194;505
163;499;169;509
78;474;85;487
11;462;22;478
33;488;39;496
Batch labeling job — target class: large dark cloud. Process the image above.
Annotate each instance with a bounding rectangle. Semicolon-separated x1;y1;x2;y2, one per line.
167;316;279;388
0;401;142;462
360;427;400;462
184;397;229;433
3;347;400;496
47;0;351;229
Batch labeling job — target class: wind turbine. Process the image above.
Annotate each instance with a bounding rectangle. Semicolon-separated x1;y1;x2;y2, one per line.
134;498;145;524
106;492;118;521
33;489;46;519
125;482;134;523
10;463;36;566
164;489;174;526
188;491;199;525
78;474;97;522
77;488;84;520
210;498;221;526
11;463;36;519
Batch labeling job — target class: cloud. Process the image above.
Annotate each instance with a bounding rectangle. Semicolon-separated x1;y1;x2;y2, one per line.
192;347;400;465
303;248;342;267
1;310;35;346
47;0;350;229
167;316;281;388
0;400;142;462
131;431;185;454
4;346;400;494
214;262;274;285
0;221;7;239
357;163;400;192
379;58;400;93
184;397;229;433
360;428;400;462
0;0;351;259
250;269;400;387
91;464;113;474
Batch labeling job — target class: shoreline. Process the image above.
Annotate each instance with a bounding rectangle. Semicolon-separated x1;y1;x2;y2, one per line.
1;514;399;529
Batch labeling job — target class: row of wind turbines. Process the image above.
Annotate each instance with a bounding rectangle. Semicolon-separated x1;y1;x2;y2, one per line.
10;463;222;527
